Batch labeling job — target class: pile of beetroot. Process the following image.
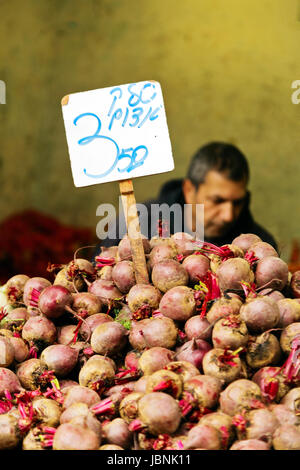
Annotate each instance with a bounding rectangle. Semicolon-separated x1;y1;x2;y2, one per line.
1;232;300;450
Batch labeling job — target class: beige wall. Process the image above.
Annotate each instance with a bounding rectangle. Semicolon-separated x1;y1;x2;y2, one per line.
0;0;300;260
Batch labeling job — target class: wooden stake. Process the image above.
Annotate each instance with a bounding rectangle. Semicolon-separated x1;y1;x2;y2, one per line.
119;179;149;284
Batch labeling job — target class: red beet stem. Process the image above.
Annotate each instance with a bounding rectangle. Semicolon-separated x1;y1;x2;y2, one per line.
232;413;247;433
91;398;115;416
152;380;178;397
261;377;279;402
29;288;41;307
29;344;38;359
95;256;116;268
281;335;300;383
220;425;230;448
128;418;146;432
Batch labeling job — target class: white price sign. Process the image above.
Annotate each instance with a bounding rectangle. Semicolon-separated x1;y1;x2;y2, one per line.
61;81;174;187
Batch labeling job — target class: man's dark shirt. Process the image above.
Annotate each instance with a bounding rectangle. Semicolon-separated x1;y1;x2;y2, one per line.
96;178;277;253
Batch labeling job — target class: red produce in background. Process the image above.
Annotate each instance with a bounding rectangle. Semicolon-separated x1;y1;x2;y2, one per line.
0;210;95;283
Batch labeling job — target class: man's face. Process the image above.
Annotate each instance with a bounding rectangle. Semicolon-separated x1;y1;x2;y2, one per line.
183;170;248;238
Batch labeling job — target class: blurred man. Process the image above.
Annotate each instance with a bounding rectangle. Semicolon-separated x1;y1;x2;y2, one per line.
98;141;277;250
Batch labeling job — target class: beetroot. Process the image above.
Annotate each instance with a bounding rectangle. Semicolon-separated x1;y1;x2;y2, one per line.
133;377;149;394
22;427;48;450
78;355;116;390
88;279;123;306
23;277;52;307
138;347;175;375
259;289;285;301
145;369;183;398
0;368;22;397
67;258;95;279
239;296;280;333
5;231;300;451
280;322;300;354
255;256;289;291
125;350;141;370
0;336;15;368
231;233;262;253
277;298;300;327
216;258;254;292
164;361;199;382
40;345;79;377
219;379;263;416
212;315;249;350
60;379;79;391
16;358;48;390
273;424;300;450
141;316;178;349
57;324;90;345
281;388;300;414
119;392;145;423
182;375;222;409
247;241;278;260
63;385;100;409
112;261;136;294
102;418;132;449
127;284;162;313
184;423;222;450
72;292;102;317
181;254;210;285
175;339;211;370
270;404;299;426
207;296;242;324
0;307;28;331
132;392;181;436
60;403;101;437
32;397;62;427
54;267;85;293
38;285;73;319
103;382;135;402
118;235;151;261
233;408;278;443
128;319;151;350
96;245;118;261
6;274;30;305
53;422;101;450
252;367;290;403
159;286;196;322
291;271;300;298
151;260;189;292
171;232;195;256
22;316;57;354
0;414;21;450
149;236;175;249
184;315;211;341
230;439;270;450
91;322;128;356
10;337;29;363
200;411;234;449
202;348;242;384
84;313;114;333
148;242;178;270
246;333;281;369
97;265;114;281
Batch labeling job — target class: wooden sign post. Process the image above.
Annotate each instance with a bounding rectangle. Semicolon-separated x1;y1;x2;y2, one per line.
61;80;174;284
119;179;149;284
